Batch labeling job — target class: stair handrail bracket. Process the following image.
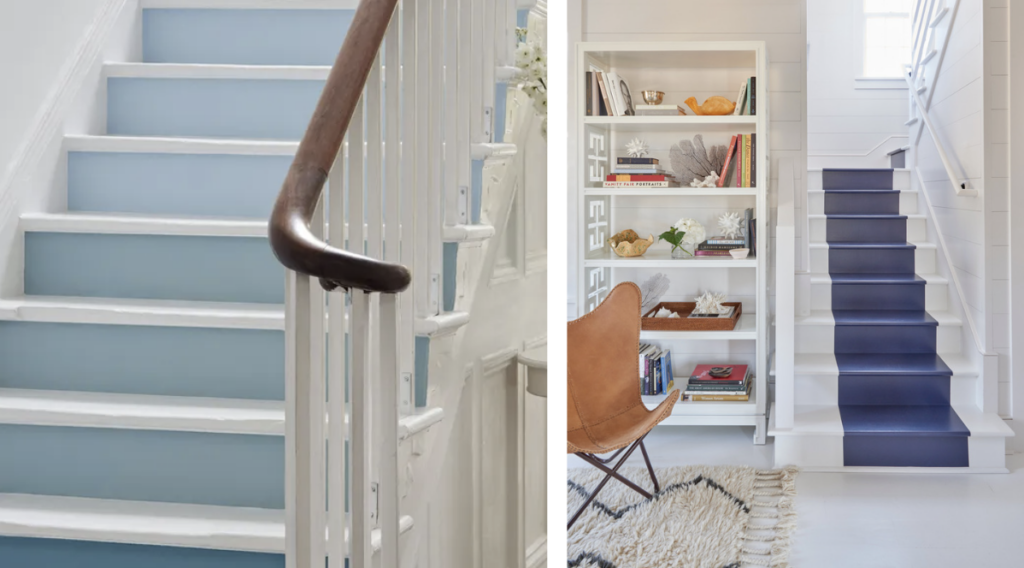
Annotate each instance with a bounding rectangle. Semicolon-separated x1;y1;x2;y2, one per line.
269;0;411;294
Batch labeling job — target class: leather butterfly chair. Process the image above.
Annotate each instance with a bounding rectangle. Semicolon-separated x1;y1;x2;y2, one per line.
567;282;680;529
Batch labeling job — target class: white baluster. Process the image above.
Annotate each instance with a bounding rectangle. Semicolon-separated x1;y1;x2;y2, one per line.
327;142;348;568
457;0;472;223
416;0;435;317
382;11;403;568
400;0;417;407
284;197;327;568
443;0;461;227
470;0;484;142
429;0;444;311
482;0;496;141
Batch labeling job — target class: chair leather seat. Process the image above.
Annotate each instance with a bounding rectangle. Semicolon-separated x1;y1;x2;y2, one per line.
568;391;679;454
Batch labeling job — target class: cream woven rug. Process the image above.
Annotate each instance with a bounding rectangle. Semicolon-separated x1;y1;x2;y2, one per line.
568;465;798;568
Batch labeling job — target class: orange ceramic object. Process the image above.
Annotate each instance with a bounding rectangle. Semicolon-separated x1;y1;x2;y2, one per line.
683;96;737;116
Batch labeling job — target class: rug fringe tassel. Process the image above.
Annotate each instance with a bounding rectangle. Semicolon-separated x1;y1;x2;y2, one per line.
740;466;798;568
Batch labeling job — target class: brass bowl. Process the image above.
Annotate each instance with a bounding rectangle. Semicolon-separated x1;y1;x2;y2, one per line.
641;90;665;105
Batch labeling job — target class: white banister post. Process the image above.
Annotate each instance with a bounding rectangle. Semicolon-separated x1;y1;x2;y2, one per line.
415;0;432;317
775;158;796;430
399;0;417;403
482;0;496;140
378;294;401;568
443;0;461;227
326;143;348;568
428;0;444;312
349;292;373;567
470;0;484;142
457;0;472;223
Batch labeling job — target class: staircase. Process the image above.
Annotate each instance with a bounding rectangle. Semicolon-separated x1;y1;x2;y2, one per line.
771;167;1013;471
0;0;537;565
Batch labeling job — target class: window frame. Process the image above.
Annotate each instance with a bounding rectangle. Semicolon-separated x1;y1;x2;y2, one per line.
861;1;912;79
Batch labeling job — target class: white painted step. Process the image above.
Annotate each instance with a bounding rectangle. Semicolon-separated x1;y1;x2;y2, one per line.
809;272;949;312
808;240;936;274
0;493;412;553
0;296;284;330
807;189;919;215
807;168;910;191
769;403;1012;472
808;214;927;242
104;62;332;81
0;388;445;439
65;134;298;156
21;212;267;238
443;224;495;243
776;353;979;406
794;309;962;355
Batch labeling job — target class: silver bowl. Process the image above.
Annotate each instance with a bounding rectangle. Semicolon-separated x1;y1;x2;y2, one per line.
641;90;665;105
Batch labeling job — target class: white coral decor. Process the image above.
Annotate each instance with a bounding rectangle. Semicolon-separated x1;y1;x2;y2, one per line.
718;212;743;239
694;291;728;315
673;218;706;246
690;171;719;188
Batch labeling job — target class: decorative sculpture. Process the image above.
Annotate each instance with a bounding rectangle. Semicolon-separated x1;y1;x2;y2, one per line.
608;230;655;257
718;212;743;239
691;171;720;188
683;96;737;116
639;273;671;314
625;137;650;158
694;290;728;315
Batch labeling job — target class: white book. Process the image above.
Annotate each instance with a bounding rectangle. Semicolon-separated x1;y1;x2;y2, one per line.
733;80;748;116
602;72;620;116
607;72;636;116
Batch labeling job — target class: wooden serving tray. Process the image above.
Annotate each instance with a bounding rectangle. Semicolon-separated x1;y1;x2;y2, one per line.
641;302;742;331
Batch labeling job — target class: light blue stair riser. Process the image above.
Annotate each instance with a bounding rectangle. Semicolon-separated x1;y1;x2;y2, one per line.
826;217;906;243
494;82;508;143
108;78;323;140
824;190;900;215
0;425;282;508
832;282;925;311
142;9;353;65
443;243;458;312
834;324;937;354
828;247;916;273
471;159;484;224
839;374;951;406
0;322;282;400
68;152;291;218
415;336;429;407
822;168;893;190
0;538;282;568
25;233;283;304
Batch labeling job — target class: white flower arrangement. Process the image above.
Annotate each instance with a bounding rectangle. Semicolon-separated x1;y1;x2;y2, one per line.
673;218;706;246
515;40;547;137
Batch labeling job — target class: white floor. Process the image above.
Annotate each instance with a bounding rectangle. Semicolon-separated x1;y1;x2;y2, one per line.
568;425;1024;567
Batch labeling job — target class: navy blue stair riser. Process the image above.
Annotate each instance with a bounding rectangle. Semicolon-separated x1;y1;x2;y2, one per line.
843;435;969;467
142;9;354;66
68;152;292;218
826;217;906;243
822;168;894;190
107;78;324;140
0;425;283;508
831;282;925;311
828;247;916;274
824;191;900;215
0;322;283;400
25;233;284;304
834;325;936;354
0;538;283;568
834;353;953;375
838;375;951;406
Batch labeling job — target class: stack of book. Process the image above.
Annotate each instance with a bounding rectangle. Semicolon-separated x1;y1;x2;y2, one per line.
685;364;752;402
584;71;636;116
639;343;673;396
716;134;756;188
695;236;746;257
733;77;756;116
605;157;678;188
635;104;686;116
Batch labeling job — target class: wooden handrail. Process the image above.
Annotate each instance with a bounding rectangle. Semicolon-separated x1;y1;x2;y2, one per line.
269;0;411;293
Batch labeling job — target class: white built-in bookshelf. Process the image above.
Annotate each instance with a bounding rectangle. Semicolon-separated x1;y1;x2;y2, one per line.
575;42;769;444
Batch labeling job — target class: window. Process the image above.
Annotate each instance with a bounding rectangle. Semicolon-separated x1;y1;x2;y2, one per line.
863;0;912;77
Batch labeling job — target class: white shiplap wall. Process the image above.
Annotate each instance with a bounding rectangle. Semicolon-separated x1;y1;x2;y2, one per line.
807;0;910;168
566;0;808;318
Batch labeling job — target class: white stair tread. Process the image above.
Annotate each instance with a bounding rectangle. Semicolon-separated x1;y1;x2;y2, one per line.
105;62;332;81
808;240;936;249
65;134;299;156
141;0;359;8
415;311;469;337
442;224;495;243
807;213;925;220
808;272;947;284
495;65;523;81
471;143;518;160
794;309;961;326
807;168;910;172
0;389;284;435
773;353;977;377
21;212;266;238
806;189;918;194
0;296;284;330
0;493;412;553
772;404;1012;438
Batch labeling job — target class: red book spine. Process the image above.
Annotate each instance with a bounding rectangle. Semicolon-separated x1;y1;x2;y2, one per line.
605;174;670;181
717;135;738;188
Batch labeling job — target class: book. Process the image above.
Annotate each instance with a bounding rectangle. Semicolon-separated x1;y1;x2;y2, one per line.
705;236;746;245
607;72;636;116
606;174;671;182
733;80;748;116
694;250;734;257
743;208;753;249
585;72;594;116
689;364;749;385
635;104;686;116
735;134;746;188
599;72;618;116
743;135;752;187
611;168;666;175
603;181;675;188
749;77;756;115
744;78;752;115
689;392;750;402
685;382;749;392
698;242;745;251
617;157;659;165
717;135;738;187
751;133;756;185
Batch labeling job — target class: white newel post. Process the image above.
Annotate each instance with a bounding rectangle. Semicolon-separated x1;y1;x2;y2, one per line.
775;158;796;430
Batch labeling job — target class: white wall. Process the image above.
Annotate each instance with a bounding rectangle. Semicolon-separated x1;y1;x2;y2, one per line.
1009;0;1024;446
567;0;808;321
0;1;109;182
807;0;910;168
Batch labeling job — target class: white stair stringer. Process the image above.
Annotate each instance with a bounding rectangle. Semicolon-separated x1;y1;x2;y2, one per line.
0;493;413;554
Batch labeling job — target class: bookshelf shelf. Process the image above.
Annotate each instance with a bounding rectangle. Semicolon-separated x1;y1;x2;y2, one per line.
575;40;770;444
